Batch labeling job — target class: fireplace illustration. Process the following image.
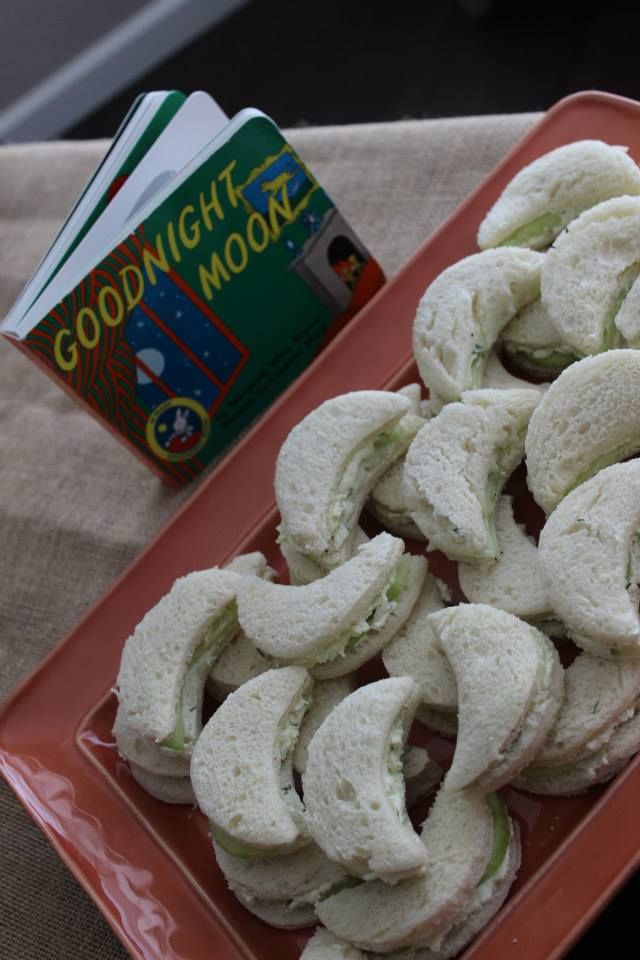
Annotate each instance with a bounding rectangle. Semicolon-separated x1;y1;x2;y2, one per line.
288;208;369;315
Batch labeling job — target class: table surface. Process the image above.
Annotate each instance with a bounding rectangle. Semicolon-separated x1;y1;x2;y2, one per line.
2;110;619;960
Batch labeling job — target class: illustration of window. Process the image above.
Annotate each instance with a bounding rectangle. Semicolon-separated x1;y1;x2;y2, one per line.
125;266;249;414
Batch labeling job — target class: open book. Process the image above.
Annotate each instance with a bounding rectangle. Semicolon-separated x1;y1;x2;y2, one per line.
2;91;385;484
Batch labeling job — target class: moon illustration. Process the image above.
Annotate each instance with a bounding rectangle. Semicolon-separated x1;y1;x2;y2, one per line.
136;347;165;384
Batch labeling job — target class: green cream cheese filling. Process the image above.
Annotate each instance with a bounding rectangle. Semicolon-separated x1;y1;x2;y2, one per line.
162;603;238;752
326;419;420;564
479;794;510;884
328;556;411;663
498;212;563;250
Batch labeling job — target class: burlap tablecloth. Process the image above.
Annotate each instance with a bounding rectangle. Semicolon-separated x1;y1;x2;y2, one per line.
0;112;540;959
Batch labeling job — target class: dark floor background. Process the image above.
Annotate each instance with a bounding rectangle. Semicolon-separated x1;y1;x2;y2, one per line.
66;0;640;138
62;0;640;955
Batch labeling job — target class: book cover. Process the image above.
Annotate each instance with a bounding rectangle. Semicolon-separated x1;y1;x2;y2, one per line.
20;113;385;485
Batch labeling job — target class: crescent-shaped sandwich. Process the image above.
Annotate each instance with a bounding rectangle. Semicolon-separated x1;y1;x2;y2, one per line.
525;350;640;514
403;388;541;561
191;666;313;856
275;390;422;573
368;457;427;540
541;195;640;355
115;567;241;757
428;605;563;792
537;460;640;653
412;248;543;403
302;676;427;882
500;297;578;377
382;574;458;733
237;533;423;675
113;703;194;803
316;786;496;952
477;139;640;250
514;652;640;795
306;794;520;959
458;495;555;628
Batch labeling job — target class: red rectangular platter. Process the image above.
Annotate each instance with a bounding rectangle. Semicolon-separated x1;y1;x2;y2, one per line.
1;90;639;960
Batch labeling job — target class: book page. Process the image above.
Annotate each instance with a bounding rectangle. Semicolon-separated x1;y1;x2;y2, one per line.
5;91;228;335
2;92;177;331
12;105;258;339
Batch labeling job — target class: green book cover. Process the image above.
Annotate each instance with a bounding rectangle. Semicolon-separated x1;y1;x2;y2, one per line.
23;112;385;485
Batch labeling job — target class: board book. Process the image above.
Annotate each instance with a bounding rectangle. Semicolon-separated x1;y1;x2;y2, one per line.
2;90;385;484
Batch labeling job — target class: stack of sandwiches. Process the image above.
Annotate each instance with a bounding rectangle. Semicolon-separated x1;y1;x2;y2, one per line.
111;137;640;958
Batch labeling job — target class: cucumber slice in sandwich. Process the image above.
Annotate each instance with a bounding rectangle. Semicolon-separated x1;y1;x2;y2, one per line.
237;533;422;676
114;567;242;757
538;459;640;653
303;676;427;883
412;248;543;403
526;350;640;514
191;666;313;857
275;390;423;574
477;140;640;250
501;296;578;378
541;195;640;355
403;388;540;562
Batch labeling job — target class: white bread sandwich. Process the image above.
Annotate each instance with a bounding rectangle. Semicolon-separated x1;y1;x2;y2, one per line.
428;604;563;793
302;676;427;882
236;533;425;676
477;139;640;250
513;703;640;796
403;388;541;561
413;248;543;403
115;567;241;759
382;574;458;734
316;785;494;952
275;390;422;573
293;676;356;775
500;297;578;377
541;195;640;355
458;495;556;628
525;350;640;514
313;791;520;957
514;652;640;795
537;460;640;654
191;666;313;857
